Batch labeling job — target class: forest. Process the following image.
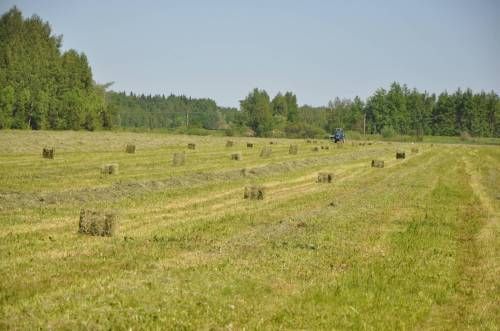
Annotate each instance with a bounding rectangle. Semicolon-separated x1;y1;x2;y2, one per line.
0;7;498;138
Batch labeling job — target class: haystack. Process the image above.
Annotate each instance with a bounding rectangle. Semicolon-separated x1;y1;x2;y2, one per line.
317;172;333;183
244;186;265;200
396;151;406;159
79;209;117;237
101;163;119;175
125;144;136;153
411;147;419;153
289;144;298;155
187;143;196;150
42;147;55;159
226;140;234;147
260;147;272;157
247;143;254;148
371;160;384;168
231;152;242;160
173;152;186;166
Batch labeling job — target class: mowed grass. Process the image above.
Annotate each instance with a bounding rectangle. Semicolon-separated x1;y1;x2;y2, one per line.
0;130;498;330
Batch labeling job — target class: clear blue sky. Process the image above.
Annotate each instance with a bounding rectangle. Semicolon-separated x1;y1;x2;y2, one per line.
1;0;499;107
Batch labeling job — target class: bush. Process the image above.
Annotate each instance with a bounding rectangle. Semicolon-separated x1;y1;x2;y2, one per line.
381;126;397;139
460;131;472;141
284;123;326;138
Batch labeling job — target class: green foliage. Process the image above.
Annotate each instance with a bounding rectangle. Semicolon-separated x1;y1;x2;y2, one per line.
0;7;112;130
381;126;397;138
240;88;272;136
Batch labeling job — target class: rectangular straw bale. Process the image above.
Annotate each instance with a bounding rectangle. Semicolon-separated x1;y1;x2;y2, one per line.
79;209;117;236
231;152;242;160
226;140;234;147
173;152;186;166
260;146;272;157
371;160;384;168
317;172;333;183
312;146;320;151
125;144;136;153
247;143;254;148
187;143;196;150
289;144;298;155
321;145;330;150
396;151;406;159
244;185;265;200
411;147;419;153
101;163;119;175
42;147;55;159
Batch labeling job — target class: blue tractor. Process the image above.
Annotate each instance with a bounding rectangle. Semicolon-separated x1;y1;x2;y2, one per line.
330;128;345;143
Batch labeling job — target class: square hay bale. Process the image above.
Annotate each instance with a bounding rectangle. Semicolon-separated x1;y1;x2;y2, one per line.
260;147;272;157
226;140;234;147
125;144;136;153
289;144;298;155
173;152;186;166
187;143;196;150
247;143;254;148
312;146;320;152
231;152;242;160
42;147;55;159
321;145;330;150
396;151;406;159
101;163;119;175
306;139;312;144
317;172;333;183
411;147;419;153
359;142;365;146
79;209;117;236
244;185;265;200
371;160;384;168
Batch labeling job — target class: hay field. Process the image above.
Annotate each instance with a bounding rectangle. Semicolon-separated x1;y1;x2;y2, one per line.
0;130;498;330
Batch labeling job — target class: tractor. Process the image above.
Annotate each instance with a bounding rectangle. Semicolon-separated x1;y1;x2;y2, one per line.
330;128;345;143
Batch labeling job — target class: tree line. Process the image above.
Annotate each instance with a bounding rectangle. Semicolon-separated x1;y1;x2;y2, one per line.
0;7;114;130
0;7;498;138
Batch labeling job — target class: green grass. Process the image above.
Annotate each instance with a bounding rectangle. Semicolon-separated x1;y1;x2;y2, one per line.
0;130;498;330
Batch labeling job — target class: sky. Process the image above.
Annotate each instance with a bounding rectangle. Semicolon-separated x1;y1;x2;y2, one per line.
1;0;499;107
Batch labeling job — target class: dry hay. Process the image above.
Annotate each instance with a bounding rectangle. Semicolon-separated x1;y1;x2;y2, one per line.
317;172;333;183
101;163;119;175
306;139;312;144
396;151;406;159
42;147;55;159
367;142;373;145
371;160;384;168
269;141;277;145
260;146;272;157
125;144;136;153
411;147;419;153
226;140;234;147
231;152;242;160
247;143;254;148
289;144;299;155
187;143;196;150
321;145;330;150
359;142;366;146
244;185;265;200
312;140;318;144
312;146;320;152
173;152;186;166
79;209;117;237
